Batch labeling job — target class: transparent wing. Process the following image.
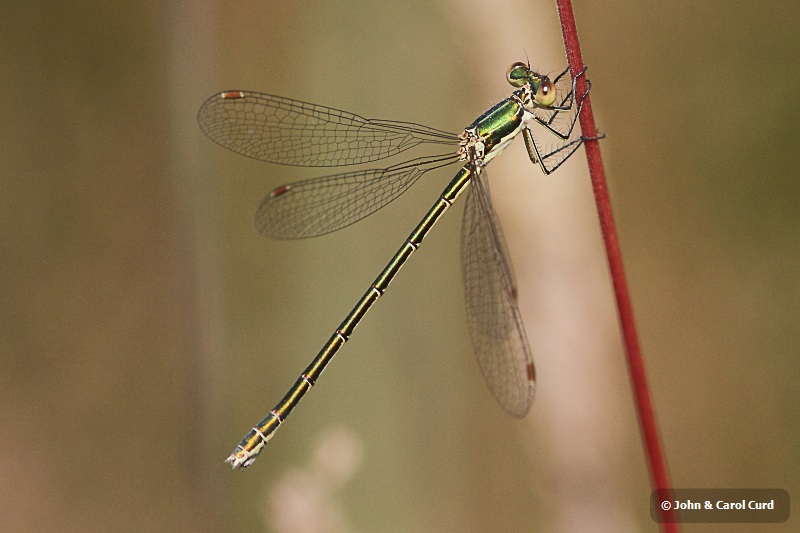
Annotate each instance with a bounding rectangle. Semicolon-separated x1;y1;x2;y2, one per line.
198;91;459;167
461;168;535;417
256;154;460;239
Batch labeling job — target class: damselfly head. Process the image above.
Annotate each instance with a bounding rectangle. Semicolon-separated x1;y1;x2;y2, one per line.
507;62;556;107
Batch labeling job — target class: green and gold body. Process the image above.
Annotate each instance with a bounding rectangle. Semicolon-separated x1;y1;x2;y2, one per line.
217;61;590;469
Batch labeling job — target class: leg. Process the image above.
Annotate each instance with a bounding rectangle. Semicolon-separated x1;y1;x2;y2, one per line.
524;127;606;176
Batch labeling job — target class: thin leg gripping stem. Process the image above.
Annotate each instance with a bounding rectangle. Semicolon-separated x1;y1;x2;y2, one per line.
226;165;473;469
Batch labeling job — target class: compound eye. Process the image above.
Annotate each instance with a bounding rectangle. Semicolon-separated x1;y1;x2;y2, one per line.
534;78;556;107
506;62;530;88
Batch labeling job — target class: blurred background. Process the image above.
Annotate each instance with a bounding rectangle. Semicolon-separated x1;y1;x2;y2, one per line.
1;1;798;531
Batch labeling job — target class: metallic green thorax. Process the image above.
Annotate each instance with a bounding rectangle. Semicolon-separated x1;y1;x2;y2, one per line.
462;90;528;165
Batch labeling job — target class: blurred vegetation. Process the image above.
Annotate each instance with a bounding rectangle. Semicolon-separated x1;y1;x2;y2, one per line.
1;1;797;532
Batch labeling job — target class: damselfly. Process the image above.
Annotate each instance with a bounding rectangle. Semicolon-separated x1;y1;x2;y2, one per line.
199;62;597;469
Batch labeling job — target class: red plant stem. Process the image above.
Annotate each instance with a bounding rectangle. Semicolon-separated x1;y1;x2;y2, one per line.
555;0;679;530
